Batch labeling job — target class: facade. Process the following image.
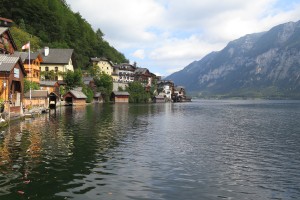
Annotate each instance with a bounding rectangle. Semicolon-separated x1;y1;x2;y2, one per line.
90;57;114;76
39;47;74;81
113;63;136;83
157;80;174;101
0;54;26;106
111;91;130;103
134;68;152;86
23;90;48;108
40;80;60;96
17;52;43;84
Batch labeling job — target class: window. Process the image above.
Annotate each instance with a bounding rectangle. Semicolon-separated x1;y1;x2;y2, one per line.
45;67;49;71
55;67;58;72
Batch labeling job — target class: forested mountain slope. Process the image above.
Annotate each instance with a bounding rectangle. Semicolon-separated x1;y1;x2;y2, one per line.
0;0;128;68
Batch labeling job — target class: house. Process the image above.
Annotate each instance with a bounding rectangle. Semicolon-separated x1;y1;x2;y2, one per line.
39;47;74;81
63;90;87;105
0;20;17;54
0;54;26;105
111;91;130;103
40;80;60;96
0;54;26;118
157;80;174;101
113;63;136;83
23;90;48;108
134;68;154;91
15;52;43;84
90;57;114;76
93;92;102;102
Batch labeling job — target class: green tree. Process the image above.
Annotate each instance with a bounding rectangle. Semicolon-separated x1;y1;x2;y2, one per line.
24;79;40;93
82;85;94;103
127;81;150;103
94;72;113;102
64;69;83;91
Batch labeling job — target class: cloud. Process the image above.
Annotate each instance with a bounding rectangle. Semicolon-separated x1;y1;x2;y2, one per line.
67;0;300;76
132;49;145;59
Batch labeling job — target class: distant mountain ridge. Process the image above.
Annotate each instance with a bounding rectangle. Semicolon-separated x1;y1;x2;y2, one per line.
167;20;300;99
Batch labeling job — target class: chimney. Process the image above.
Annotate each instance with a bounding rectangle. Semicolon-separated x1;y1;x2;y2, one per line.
44;47;49;56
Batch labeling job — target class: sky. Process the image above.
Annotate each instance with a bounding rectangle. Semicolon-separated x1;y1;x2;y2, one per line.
66;0;300;77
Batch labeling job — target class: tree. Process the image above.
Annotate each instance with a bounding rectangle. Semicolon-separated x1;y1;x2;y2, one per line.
127;81;150;103
82;85;94;103
63;69;82;91
94;72;113;102
24;79;40;93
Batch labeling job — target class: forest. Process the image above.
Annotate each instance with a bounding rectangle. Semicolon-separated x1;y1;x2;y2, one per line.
0;0;128;69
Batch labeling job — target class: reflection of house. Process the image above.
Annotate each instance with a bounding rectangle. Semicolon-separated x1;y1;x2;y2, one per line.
23;90;48;108
39;47;74;81
0;54;26;106
63;90;87;105
16;52;43;84
111;91;129;103
113;63;136;82
90;57;114;76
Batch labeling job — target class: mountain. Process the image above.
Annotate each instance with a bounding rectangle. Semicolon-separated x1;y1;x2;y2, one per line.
0;0;128;68
167;20;300;99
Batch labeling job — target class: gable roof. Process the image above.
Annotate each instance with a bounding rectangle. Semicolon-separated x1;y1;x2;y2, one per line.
0;27;17;50
0;54;26;74
40;80;58;87
24;90;48;98
66;90;87;99
13;52;43;63
38;48;73;64
112;91;130;96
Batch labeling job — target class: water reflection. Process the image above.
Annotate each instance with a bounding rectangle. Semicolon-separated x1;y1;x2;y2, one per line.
0;101;299;200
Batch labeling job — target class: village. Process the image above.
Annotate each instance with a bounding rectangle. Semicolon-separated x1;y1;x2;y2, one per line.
0;17;191;124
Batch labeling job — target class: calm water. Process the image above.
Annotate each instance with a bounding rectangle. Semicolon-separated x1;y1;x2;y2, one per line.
0;100;299;200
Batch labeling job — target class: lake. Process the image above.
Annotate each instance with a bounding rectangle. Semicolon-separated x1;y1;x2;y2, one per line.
0;100;300;200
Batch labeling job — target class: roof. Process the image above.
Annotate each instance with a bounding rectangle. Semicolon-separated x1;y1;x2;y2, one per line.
83;76;94;85
24;90;48;98
0;27;8;35
66;90;87;99
0;54;24;72
113;91;130;96
94;92;101;97
134;68;149;75
0;27;17;50
38;48;73;64
13;52;42;63
90;57;110;62
40;80;58;86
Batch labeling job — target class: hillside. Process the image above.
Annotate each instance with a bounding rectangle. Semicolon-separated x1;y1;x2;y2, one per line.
167;20;300;99
0;0;128;68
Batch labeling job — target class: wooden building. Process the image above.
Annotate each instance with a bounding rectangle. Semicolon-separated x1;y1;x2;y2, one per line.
63;90;87;106
23;90;48;108
0;24;17;54
111;91;130;103
17;52;43;84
